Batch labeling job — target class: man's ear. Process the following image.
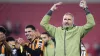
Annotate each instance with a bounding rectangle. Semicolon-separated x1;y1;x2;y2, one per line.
35;29;41;37
49;37;51;40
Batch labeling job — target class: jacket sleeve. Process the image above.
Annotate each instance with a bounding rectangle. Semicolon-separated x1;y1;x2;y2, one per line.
43;47;47;56
40;15;56;37
81;13;95;38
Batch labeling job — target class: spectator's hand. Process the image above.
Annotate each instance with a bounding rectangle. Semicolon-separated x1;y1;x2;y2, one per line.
16;38;25;46
50;2;62;11
15;41;21;49
35;29;41;38
79;0;87;9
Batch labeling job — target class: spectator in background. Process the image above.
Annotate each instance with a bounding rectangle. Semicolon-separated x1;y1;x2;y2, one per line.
6;36;24;56
41;32;56;56
0;26;12;56
81;42;88;56
93;43;100;56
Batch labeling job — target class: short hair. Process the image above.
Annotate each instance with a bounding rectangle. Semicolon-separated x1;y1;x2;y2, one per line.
42;32;51;37
6;36;15;42
25;25;36;30
0;26;6;34
64;12;74;19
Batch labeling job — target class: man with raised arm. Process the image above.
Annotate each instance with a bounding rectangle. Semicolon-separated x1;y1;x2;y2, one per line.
40;0;95;56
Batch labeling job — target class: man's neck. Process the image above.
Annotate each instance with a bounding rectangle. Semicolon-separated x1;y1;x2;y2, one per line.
29;38;36;43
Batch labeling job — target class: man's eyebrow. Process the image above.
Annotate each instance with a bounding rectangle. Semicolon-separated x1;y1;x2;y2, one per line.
25;31;32;32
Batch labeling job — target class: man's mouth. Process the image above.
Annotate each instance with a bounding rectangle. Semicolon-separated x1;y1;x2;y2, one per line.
64;23;69;26
65;22;69;25
27;35;31;39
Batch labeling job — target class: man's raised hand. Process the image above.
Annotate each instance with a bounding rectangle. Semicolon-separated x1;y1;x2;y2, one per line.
79;0;87;9
50;2;62;11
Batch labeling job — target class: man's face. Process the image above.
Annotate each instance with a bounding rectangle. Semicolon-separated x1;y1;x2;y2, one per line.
41;34;50;43
7;41;15;48
25;28;36;40
62;14;74;27
0;32;5;42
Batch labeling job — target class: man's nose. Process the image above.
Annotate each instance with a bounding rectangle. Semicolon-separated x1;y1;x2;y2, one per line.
65;20;68;23
25;33;29;36
26;34;29;36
